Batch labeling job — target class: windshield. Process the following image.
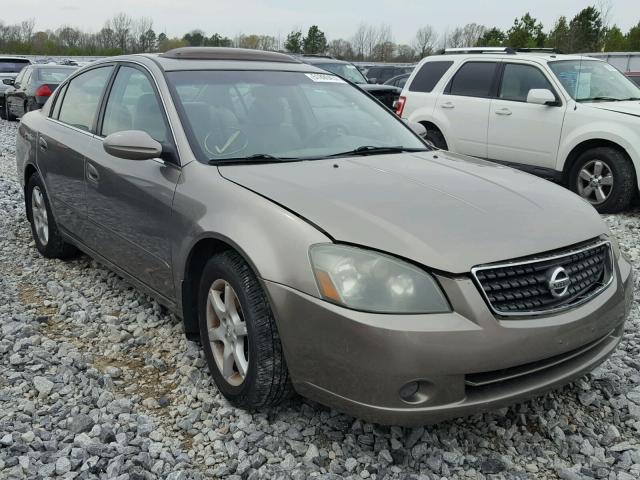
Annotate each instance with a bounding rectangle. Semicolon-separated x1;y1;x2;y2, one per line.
316;63;368;84
549;60;640;102
167;70;426;163
38;67;76;83
0;60;30;73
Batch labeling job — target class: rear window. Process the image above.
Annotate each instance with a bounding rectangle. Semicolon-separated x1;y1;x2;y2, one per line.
448;61;498;98
38;68;75;83
0;59;30;73
409;61;453;93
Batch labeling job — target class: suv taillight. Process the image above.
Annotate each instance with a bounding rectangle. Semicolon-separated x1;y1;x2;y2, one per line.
395;95;406;117
35;85;52;97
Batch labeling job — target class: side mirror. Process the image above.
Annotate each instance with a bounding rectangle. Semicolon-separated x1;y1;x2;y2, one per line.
527;88;558;106
103;130;162;160
408;121;427;139
2;78;14;86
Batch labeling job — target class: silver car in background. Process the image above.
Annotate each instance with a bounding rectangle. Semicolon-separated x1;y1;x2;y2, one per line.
16;48;632;425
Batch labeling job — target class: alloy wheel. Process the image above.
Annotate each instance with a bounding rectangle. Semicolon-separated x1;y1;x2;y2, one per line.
206;279;249;386
576;159;613;205
31;186;49;246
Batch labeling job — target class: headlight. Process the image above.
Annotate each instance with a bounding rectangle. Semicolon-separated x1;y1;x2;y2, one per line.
309;244;450;314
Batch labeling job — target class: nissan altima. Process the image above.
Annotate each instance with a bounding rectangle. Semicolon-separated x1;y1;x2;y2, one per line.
15;47;632;425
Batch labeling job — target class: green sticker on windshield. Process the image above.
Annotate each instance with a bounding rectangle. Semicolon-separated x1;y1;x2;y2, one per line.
305;73;345;83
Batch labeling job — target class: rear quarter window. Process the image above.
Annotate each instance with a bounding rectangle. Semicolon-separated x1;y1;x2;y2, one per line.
447;61;498;98
409;61;453;93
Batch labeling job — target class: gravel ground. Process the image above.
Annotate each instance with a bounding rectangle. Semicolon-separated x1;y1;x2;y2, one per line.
1;116;639;480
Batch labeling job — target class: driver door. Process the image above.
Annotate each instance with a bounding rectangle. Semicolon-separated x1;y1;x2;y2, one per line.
84;64;180;299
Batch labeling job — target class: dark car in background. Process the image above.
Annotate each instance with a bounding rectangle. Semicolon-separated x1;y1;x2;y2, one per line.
366;65;414;84
3;64;77;120
0;56;32;119
384;73;411;89
298;55;401;109
626;72;640;86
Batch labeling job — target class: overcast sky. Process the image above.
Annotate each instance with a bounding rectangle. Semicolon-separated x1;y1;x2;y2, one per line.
4;0;639;45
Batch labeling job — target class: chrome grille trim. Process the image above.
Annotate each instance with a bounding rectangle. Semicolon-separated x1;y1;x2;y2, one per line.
471;240;614;317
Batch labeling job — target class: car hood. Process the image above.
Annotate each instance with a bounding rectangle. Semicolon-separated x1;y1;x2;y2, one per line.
587;100;640;117
219;152;607;273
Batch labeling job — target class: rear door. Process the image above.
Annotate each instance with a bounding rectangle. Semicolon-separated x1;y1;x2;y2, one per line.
487;62;566;169
37;65;114;236
435;61;499;158
84;63;180;299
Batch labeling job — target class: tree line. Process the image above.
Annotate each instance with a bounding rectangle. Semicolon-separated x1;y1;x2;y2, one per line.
0;5;639;62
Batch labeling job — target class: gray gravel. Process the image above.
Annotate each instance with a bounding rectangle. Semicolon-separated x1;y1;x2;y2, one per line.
1;116;639;480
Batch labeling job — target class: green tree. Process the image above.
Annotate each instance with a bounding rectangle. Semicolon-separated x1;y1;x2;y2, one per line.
545;16;571;52
183;30;205;46
604;25;627;51
506;13;545;48
568;6;604;53
477;27;505;46
303;25;327;54
207;33;232;47
627;22;640;51
285;30;303;53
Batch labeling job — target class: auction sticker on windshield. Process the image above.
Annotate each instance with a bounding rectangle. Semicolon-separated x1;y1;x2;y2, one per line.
305;73;346;83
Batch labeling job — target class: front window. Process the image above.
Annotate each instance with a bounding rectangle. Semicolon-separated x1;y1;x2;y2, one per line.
167;70;426;163
549;60;640;102
316;63;368;84
0;60;30;73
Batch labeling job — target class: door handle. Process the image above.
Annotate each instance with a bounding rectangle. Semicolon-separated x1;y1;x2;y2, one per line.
38;137;47;151
495;108;512;116
86;163;100;183
441;102;455;109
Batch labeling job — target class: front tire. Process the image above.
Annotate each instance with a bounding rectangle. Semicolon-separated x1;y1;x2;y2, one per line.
569;147;635;213
198;250;292;408
26;173;78;259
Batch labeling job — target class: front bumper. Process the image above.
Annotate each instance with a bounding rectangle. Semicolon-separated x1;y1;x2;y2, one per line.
266;255;632;426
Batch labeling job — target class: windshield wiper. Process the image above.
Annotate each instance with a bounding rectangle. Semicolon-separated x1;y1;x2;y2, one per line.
210;153;299;165
577;96;626;102
326;145;429;158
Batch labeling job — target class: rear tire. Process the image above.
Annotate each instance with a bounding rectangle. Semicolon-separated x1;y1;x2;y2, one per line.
26;173;78;259
569;147;635;214
0;100;7;120
425;127;447;150
5;100;17;121
198;250;292;408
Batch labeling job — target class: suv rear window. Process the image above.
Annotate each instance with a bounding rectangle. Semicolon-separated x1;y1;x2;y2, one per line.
0;59;30;73
409;61;453;93
448;61;498;98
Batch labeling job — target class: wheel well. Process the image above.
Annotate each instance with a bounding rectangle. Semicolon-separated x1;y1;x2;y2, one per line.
181;238;234;340
24;164;38;221
562;139;634;183
418;121;447;146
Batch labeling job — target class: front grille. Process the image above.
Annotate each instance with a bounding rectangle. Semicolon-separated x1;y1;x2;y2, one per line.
472;240;612;316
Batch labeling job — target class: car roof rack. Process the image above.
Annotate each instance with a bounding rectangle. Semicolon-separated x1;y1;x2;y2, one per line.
159;47;301;63
437;47;517;55
436;47;564;56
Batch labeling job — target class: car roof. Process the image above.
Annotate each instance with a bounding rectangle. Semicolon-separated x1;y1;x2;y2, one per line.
0;56;31;62
92;48;328;73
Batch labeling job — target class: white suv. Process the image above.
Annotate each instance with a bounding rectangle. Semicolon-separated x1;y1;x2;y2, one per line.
397;47;640;213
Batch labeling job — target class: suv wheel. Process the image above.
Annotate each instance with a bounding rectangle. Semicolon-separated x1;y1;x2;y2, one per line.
569;147;635;213
198;250;292;408
26;173;78;258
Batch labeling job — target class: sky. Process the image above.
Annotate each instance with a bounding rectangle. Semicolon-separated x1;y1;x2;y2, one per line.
3;0;639;45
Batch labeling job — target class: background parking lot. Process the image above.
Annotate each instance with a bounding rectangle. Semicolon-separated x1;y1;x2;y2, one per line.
1;117;640;479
